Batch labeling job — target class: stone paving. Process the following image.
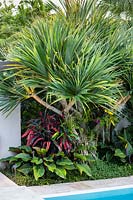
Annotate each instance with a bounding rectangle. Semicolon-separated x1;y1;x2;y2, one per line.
0;186;42;200
29;176;133;198
0;172;133;200
0;172;17;187
0;173;41;200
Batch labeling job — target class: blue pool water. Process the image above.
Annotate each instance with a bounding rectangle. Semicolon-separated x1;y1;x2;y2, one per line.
45;188;133;200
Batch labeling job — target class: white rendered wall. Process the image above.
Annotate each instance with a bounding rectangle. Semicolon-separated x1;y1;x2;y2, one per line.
0;106;21;168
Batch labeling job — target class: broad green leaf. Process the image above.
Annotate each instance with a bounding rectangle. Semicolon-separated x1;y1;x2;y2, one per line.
43;156;54;162
15;153;31;162
33;147;47;156
75;163;92;177
64;164;75;170
33;165;45;181
44;163;56;172
85;154;96;162
17;163;32;175
31;157;43;165
74;153;87;161
114;149;126;158
9;147;22;153
56;158;73;166
55;167;66;179
0;156;13;162
19;146;32;153
9;156;20;163
9;146;32;154
55;152;65;157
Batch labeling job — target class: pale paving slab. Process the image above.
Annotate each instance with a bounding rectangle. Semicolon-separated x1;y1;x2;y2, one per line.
0;172;17;187
0;186;42;200
29;176;133;197
0;173;42;200
1;172;133;199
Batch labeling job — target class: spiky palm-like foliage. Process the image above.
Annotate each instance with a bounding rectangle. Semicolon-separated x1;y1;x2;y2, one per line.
0;0;131;117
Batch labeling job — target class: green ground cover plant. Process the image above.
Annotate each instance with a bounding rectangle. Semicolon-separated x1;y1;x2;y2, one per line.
1;160;132;186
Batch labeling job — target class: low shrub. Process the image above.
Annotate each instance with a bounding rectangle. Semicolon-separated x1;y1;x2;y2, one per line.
22;112;77;154
0;145;93;181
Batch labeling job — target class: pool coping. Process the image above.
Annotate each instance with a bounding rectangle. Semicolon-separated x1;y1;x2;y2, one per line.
28;176;133;198
42;184;133;198
0;172;133;199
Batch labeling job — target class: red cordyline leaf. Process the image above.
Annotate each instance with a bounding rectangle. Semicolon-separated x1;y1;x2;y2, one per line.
27;130;34;137
59;138;63;150
26;131;35;146
63;142;67;151
67;143;72;153
26;135;34;146
27;134;35;146
63;140;72;153
65;140;69;147
46;141;51;151
22;129;32;138
42;141;51;151
57;144;62;151
32;138;44;147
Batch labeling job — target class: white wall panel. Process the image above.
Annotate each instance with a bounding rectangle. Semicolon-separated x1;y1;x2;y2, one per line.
0;106;21;168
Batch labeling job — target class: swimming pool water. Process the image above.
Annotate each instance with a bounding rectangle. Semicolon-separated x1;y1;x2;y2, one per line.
45;188;133;200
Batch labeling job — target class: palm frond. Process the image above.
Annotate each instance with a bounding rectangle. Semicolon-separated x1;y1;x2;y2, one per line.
0;1;132;115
